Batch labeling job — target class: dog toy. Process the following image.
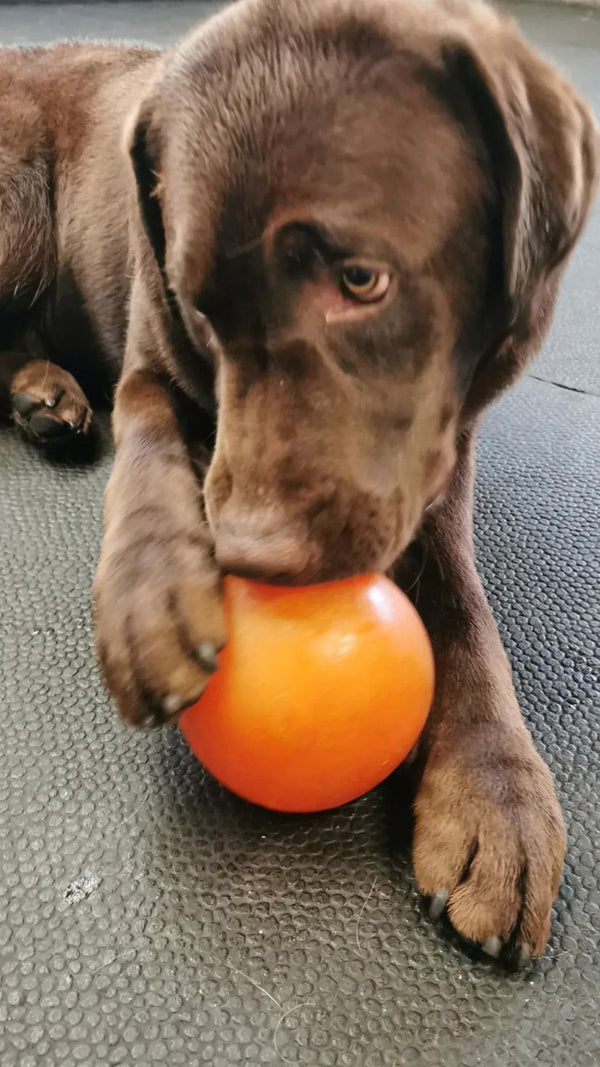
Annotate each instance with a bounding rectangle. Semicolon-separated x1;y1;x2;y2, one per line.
180;573;434;812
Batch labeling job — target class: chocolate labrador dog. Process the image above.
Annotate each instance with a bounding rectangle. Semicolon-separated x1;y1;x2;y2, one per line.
0;0;597;964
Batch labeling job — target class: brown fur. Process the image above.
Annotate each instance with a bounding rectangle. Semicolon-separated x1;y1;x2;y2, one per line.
0;0;597;963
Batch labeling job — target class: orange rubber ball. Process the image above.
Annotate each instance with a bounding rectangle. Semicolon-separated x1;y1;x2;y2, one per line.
180;573;434;813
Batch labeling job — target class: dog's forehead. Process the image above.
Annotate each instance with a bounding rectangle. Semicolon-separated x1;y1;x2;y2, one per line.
262;84;480;263
163;0;484;289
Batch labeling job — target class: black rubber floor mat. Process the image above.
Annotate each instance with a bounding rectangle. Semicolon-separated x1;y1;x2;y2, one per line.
1;375;598;1067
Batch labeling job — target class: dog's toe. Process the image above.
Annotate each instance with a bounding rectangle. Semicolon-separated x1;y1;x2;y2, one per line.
12;391;40;419
28;407;76;439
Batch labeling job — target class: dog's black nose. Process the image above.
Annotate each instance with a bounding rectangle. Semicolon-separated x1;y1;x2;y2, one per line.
214;514;314;583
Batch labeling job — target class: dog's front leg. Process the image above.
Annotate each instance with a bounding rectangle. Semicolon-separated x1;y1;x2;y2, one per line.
403;433;565;963
93;286;225;728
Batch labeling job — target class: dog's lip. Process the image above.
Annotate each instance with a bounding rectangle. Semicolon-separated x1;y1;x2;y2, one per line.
221;559;376;588
221;563;320;588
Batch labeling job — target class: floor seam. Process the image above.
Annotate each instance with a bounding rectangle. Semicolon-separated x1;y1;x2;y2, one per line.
527;373;600;398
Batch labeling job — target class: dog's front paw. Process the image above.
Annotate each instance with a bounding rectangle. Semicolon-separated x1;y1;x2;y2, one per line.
413;734;566;963
12;360;92;443
93;525;226;728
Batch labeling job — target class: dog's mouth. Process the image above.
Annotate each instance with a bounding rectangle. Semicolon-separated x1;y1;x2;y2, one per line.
210;491;432;587
215;528;404;588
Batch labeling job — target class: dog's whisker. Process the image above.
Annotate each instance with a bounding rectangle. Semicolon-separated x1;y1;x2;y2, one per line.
222;233;264;260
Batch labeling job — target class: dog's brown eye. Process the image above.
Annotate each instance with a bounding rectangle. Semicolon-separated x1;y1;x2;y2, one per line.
341;265;390;302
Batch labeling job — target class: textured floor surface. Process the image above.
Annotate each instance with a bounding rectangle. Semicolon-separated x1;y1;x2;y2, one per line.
1;3;599;1066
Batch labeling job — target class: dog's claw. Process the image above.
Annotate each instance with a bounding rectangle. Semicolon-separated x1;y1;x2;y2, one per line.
481;935;503;959
163;692;185;717
197;642;219;673
44;388;63;408
429;889;449;920
515;945;532;969
141;712;159;729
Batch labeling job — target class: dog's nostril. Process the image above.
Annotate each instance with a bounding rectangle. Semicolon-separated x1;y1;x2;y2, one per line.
214;524;313;583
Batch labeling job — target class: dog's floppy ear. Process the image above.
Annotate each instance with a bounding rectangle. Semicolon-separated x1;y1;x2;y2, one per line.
124;100;167;273
442;26;598;398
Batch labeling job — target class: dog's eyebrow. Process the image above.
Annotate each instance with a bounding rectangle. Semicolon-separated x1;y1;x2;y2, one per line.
222;222;351;264
274;219;354;263
223;220;393;267
306;224;352;263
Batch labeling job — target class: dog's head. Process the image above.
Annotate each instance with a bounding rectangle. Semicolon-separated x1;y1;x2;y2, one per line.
127;0;598;582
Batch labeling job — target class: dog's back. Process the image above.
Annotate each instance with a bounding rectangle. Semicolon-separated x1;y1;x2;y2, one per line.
0;42;158;377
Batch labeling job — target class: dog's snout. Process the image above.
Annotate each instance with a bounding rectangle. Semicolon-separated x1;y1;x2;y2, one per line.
214;511;314;583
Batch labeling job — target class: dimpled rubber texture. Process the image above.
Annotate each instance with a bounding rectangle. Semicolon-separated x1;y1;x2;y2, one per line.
1;3;599;1066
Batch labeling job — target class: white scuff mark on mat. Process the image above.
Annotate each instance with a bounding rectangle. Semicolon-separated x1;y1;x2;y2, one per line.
64;873;99;903
224;962;313;1065
91;947;137;976
121;782;151;824
355;876;378;957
